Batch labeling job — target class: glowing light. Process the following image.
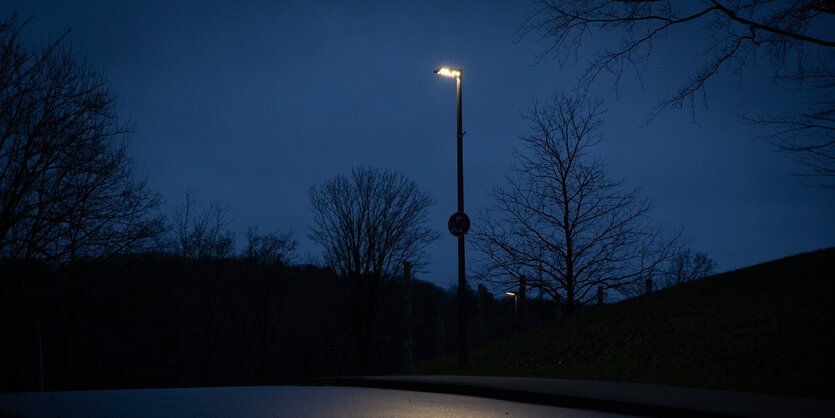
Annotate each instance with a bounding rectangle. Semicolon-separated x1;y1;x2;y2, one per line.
434;67;462;78
506;291;517;296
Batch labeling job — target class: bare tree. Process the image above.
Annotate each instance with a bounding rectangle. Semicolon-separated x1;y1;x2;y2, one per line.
163;189;236;384
0;15;164;389
0;15;163;267
169;189;235;260
524;0;835;187
744;85;835;188
473;94;676;315
309;166;437;372
244;227;297;266
663;247;716;288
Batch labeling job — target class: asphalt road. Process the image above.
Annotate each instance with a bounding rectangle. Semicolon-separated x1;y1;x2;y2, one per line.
321;375;835;417
0;386;634;418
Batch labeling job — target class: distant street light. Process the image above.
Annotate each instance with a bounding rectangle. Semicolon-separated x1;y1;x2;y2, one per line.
435;66;468;367
506;291;518;319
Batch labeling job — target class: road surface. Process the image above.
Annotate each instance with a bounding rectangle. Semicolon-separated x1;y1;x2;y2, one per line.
0;385;633;417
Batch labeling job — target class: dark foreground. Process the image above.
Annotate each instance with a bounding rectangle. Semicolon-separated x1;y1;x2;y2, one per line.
0;385;627;418
414;248;835;399
4;376;834;418
313;375;835;418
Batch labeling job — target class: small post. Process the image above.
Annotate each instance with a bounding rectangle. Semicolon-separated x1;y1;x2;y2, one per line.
645;278;653;294
518;275;527;329
597;286;604;305
477;284;487;344
37;322;44;392
435;295;446;356
477;284;485;311
404;262;413;370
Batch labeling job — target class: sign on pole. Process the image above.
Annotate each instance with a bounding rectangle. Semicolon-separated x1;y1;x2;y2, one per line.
448;212;470;237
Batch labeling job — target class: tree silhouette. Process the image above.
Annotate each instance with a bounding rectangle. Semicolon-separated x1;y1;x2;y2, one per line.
525;0;835;188
0;15;163;267
473;94;676;315
663;247;716;288
169;188;235;260
244;227;297;266
0;15;164;389
309;166;437;372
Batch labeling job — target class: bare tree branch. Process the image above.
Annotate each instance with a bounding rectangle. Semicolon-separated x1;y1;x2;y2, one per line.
525;0;835;187
472;94;677;315
168;188;235;260
308;166;437;372
0;15;164;268
244;226;298;266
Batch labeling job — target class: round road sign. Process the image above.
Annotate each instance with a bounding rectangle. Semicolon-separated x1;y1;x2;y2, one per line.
448;212;470;237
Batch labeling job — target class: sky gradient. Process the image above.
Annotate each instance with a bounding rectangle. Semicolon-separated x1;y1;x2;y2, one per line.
5;0;833;289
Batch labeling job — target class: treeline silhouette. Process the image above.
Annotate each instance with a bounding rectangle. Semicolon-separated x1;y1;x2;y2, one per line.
0;254;559;392
0;13;715;393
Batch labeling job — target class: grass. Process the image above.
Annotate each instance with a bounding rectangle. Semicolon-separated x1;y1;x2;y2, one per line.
410;248;835;399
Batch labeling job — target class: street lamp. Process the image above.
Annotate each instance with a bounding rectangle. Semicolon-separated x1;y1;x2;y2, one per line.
435;66;468;367
506;291;518;318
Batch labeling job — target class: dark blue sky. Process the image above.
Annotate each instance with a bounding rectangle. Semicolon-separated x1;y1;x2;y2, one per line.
5;1;833;288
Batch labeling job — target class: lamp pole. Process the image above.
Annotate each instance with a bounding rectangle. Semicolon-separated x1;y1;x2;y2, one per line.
435;66;467;367
455;71;467;368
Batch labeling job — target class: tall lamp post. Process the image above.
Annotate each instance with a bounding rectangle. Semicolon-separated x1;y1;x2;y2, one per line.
435;66;468;367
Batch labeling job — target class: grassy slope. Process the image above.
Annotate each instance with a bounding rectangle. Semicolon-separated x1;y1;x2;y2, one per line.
411;248;835;398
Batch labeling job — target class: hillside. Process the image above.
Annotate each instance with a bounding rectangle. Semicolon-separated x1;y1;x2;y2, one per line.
411;248;835;399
